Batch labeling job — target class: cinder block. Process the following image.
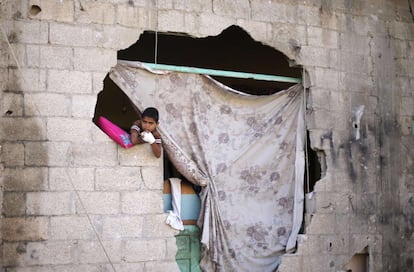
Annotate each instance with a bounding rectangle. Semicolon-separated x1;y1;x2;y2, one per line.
25;141;71;167
96;167;141;191
279;253;303;272
339;71;374;94
339;33;370;56
24;93;70;117
315;191;336;213
49;23;97;47
76;1;115;25
28;0;74;22
74;48;117;72
102;216;144;239
307;213;335;234
47;118;93;142
7;68;47;92
2;241;28;267
1;142;24;166
308;108;336;130
26;191;75;215
270;23;307;54
391;21;414;40
99;26;143;50
119;145;162;167
49;167;94;191
400;116;413;136
339;52;370;76
10;20;48;44
2;217;49;241
72;142;118;167
121;190;163;215
143;214;178;238
2;192;25;216
145;261;180;272
310;88;333;110
308;254;338;272
102;263;145;272
116;5;147;27
173;0;211;12
236;19;270;42
1;117;47;141
7;44;25;67
77;240;121;264
4;264;102;272
297;5;322;27
71;94;97;118
47;69;92;94
312;67;340;90
401;96;414;116
165;237;178;261
299;46;336;69
198;14;235;36
38;45;72;69
76;192;120;215
213;0;250;19
308;26;338;49
122;239;166;262
156;0;173;9
21;241;75;266
1;44;9;67
3;167;48;192
141;166;163;190
251;1;288;23
50;216;96;240
92;72;107;94
2;91;23;117
26;44;40;67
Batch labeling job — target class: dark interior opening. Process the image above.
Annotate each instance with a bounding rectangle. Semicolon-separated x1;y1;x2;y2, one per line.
92;75;141;130
305;130;322;193
117;25;302;95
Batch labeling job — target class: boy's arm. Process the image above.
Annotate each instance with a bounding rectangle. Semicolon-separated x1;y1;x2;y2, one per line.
150;141;162;158
130;121;144;145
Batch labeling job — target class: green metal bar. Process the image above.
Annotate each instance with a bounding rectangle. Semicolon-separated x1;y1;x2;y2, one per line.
142;62;302;83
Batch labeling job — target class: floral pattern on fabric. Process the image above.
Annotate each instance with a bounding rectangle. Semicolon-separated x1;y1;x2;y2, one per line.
110;60;305;272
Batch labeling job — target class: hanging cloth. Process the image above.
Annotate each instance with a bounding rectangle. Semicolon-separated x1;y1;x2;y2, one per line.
165;178;185;231
109;60;305;272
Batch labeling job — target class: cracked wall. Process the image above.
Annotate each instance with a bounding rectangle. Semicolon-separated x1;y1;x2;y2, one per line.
1;0;413;271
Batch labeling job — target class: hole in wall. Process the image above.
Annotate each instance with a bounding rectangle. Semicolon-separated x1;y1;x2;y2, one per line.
93;24;322;268
345;247;369;272
118;25;302;95
94;25;322;217
29;5;41;16
305;130;322;193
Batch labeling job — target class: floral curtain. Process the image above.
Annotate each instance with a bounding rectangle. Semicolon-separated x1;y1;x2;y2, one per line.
110;60;305;272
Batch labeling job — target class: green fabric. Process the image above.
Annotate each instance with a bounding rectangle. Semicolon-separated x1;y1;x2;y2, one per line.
176;226;201;272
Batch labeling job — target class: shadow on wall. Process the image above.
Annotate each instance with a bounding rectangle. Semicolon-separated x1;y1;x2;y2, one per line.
1;100;48;268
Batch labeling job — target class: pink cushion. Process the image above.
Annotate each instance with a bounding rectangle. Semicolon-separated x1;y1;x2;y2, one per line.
97;116;133;148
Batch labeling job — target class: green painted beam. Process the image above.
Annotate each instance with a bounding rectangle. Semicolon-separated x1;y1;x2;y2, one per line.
142;62;302;83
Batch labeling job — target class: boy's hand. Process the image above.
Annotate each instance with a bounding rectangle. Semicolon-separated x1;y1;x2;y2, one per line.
141;131;156;144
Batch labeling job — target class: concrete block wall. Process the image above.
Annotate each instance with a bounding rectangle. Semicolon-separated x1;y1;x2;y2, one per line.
0;0;179;271
1;0;413;271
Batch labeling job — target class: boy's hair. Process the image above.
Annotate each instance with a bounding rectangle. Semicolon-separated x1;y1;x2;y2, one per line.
142;107;159;122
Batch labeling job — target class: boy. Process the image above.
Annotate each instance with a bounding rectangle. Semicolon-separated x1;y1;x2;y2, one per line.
130;107;162;158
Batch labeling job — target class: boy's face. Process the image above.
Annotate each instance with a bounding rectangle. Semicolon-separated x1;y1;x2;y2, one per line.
141;116;158;132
